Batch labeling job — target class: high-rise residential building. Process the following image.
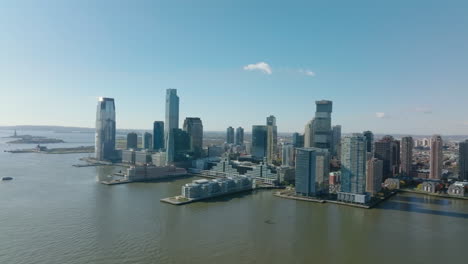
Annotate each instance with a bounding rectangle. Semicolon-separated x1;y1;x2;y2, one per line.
303;100;333;150
235;127;244;145
252;125;267;159
95;97;116;161
340;134;366;194
282;144;294;167
143;132;153;150
458;140;468;181
153;121;164;151
183;117;203;157
266;115;278;164
292;132;304;148
430;135;443;179
400;136;414;177
165;89;179;163
366;158;383;196
363;131;374;154
226;126;234;144
331;125;342;158
126;132;138;149
295;147;330;197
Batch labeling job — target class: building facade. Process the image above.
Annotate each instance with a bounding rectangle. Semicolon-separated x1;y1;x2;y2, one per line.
295;147;330;197
165;89;179;163
126;132;138;149
183;117;204;157
363;131;374;154
292;132;304;148
459;140;468;181
340;134;366;194
226;126;234;144
332;125;341;158
282;144;294;167
95;97;116;161
153;121;164;151
235;127;244;146
400;136;414;177
266;115;278;164
251;125;267;159
366;158;383;196
430;135;443;179
143;132;153;150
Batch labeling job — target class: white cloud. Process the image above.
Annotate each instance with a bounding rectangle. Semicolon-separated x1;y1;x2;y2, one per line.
243;62;272;75
299;69;316;77
375;112;386;119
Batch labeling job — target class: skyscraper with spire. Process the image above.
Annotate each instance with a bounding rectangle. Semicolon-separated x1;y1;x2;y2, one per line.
95;97;116;161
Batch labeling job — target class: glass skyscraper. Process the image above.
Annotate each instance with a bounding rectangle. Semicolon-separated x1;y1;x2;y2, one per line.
226;126;234;144
165;89;179;163
295;147;330;197
266;115;278;164
251;125;267;159
235;127;244;146
126;132;138;149
458;140;468;181
153;121;164;151
183;117;203;158
143;132;153;150
95;97;116;161
340;134;366;194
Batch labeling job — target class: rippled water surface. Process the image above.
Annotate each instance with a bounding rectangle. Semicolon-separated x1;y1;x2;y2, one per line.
0;129;467;264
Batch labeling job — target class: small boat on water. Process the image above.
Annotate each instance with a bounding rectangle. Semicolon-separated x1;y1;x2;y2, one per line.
2;177;13;181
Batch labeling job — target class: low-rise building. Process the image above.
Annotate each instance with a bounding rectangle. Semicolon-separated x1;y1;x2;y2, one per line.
181;176;253;199
336;192;369;204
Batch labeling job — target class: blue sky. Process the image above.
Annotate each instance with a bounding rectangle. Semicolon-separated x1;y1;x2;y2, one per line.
1;0;467;134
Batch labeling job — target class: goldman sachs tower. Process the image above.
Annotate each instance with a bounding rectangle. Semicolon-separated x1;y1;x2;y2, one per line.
165;89;179;163
95;97;116;161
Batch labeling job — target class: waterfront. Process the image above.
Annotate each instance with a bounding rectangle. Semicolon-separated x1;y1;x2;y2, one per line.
1;130;467;264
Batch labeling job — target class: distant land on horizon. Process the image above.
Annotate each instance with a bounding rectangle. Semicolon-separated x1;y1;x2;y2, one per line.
1;125;468;140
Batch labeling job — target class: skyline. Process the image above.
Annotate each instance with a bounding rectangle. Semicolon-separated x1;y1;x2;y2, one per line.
1;1;468;134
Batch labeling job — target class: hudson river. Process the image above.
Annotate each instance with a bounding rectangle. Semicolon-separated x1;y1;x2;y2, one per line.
0;130;467;264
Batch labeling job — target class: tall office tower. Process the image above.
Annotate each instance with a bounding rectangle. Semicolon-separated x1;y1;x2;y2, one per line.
430;135;443;179
266;115;276;126
313;100;333;150
292;132;304;148
400;136;414;177
366;158;383;196
252;125;267;159
165;89;179;163
458;140;468;181
143;132;153;150
295;147;330;197
226;126;234;144
282;144;294;167
126;132;138;149
331;125;342;158
235;127;244;145
183;117;203;157
340;134;366;194
153;121;164;151
95;97;116;161
363;131;374;153
304;119;314;147
173;128;190;157
266;115;278;164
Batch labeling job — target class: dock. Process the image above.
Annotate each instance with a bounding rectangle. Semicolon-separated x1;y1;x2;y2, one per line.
273;190;398;209
161;188;254;205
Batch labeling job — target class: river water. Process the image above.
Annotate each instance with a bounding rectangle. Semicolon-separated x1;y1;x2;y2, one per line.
0;129;467;264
